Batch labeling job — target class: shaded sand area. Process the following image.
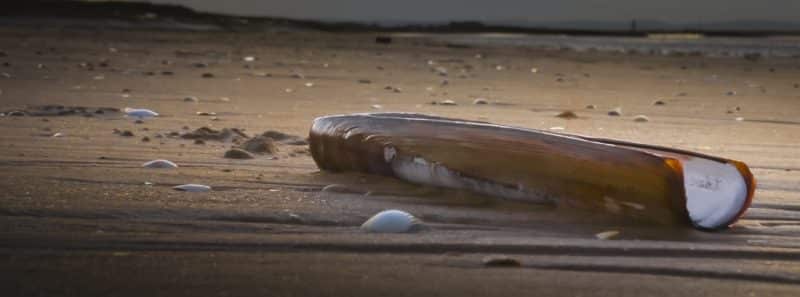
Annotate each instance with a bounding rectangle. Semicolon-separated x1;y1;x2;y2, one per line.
1;27;800;296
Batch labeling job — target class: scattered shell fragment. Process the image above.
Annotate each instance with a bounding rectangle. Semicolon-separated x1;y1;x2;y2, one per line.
556;110;578;119
482;255;521;267
530;68;538;73
51;132;63;137
304;82;314;87
438;99;457;106
595;230;620;240
633;115;650;122
173;184;211;192
184;96;199;102
361;210;423;233
371;104;383;109
243;56;256;62
726;90;737;96
142;159;178;168
735;117;745;122
124;108;158;119
607;107;623;116
473;98;488;105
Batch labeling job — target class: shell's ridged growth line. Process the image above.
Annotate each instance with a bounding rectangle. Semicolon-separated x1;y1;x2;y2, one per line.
308;113;755;230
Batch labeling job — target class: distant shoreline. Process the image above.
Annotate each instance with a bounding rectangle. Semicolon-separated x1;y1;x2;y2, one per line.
2;1;799;37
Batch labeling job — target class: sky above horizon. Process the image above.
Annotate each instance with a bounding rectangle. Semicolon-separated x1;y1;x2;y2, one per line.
143;0;800;24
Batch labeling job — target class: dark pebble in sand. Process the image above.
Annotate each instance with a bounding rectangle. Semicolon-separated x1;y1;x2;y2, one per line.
193;62;208;68
482;255;521;267
653;100;666;106
357;79;372;84
239;135;279;154
201;73;214;78
161;71;174;75
121;130;134;137
556;110;578;119
585;104;597;109
194;139;205;145
134;120;144;124
224;148;254;159
143;71;155;76
608;107;623;116
8;111;25;116
141;136;150;142
260;130;308;145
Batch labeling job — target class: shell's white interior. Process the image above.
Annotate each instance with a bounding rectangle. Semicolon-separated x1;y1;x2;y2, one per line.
681;158;748;229
384;147;748;229
388;153;548;203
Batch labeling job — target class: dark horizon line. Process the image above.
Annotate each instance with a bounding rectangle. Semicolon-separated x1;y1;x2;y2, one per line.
3;0;800;36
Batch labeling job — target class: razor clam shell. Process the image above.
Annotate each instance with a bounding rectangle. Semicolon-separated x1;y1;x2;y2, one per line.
309;113;755;229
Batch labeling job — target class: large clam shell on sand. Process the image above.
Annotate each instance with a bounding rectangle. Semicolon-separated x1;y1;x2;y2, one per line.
309;113;755;230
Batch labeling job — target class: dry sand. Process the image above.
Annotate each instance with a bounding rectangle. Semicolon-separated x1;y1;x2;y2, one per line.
1;26;800;296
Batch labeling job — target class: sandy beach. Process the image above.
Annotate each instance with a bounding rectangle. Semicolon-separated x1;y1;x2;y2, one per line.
1;25;800;296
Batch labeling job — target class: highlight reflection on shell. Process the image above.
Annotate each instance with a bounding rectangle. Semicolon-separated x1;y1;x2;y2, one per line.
309;113;756;230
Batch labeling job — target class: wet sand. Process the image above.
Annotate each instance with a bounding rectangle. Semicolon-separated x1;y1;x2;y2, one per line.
1;26;800;296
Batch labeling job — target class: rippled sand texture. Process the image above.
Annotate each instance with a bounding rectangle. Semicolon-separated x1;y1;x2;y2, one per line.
1;27;800;296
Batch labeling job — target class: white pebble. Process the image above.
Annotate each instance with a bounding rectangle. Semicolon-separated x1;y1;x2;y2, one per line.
595;230;620;240
361;210;423;233
173;184;211;192
124;107;159;119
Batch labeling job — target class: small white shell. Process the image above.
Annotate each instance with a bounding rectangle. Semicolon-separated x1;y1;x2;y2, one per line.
595;230;620;240
124;107;159;118
173;184;211;192
361;209;423;233
142;159;178;168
